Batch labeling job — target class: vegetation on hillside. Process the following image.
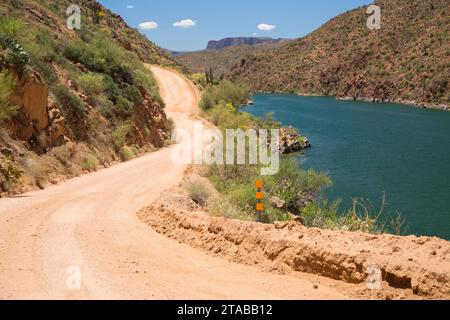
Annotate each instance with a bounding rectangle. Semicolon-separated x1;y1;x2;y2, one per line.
192;79;404;234
0;0;180;194
0;70;16;123
199;79;250;110
176;42;286;80
225;0;449;108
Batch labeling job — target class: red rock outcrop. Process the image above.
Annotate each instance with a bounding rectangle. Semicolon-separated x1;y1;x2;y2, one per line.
130;86;168;148
8;70;65;147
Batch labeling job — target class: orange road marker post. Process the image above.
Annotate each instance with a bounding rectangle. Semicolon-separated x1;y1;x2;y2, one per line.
256;179;264;222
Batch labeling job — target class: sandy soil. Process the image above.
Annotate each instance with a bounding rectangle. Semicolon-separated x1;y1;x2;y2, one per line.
0;66;357;300
139;184;450;300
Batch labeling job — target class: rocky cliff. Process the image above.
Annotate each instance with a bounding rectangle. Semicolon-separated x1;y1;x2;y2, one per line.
207;37;286;50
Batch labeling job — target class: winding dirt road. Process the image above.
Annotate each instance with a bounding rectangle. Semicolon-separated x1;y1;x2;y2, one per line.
0;66;351;299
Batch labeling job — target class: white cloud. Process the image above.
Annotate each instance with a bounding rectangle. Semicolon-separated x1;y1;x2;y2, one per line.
126;5;135;9
257;23;276;31
173;19;196;28
252;33;258;36
138;21;158;30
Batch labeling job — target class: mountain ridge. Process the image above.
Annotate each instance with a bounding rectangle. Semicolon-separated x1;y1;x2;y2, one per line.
207;37;287;50
229;0;449;109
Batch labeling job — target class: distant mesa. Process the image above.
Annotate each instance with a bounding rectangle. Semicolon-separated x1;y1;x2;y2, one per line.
206;37;287;50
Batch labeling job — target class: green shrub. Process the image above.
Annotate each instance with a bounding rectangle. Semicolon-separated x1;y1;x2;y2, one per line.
112;122;132;148
264;158;331;212
186;181;211;206
165;118;175;135
190;73;208;88
51;85;84;120
0;36;30;75
77;72;106;95
114;96;133;119
0;17;25;40
94;95;115;120
103;75;120;102
207;198;255;221
118;146;134;161
226;184;257;211
64;38;124;75
207;101;254;130
10;0;22;9
32;59;58;84
111;65;134;85
23;29;57;62
112;122;136;161
123;85;142;106
0;157;23;192
200;80;250;110
81;154;100;171
134;69;161;101
0;70;17;124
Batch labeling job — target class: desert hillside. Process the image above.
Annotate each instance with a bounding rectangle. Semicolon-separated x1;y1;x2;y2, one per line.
0;0;182;194
206;37;286;50
176;41;287;79
229;0;449;108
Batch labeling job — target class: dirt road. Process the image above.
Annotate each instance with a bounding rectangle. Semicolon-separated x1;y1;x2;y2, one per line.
0;66;351;299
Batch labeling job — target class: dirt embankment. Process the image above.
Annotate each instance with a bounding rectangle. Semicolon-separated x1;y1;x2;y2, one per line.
138;186;450;300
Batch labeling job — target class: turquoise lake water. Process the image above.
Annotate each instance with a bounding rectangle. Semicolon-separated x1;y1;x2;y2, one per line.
243;94;450;240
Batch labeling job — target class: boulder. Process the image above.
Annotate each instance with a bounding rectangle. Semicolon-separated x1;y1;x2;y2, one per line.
8;71;65;147
279;127;311;154
9;70;49;132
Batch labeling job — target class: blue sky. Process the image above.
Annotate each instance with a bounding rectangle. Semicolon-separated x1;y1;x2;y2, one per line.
98;0;373;51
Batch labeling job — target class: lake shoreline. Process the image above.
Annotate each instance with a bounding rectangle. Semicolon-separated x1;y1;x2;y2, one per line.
244;94;450;240
250;91;450;111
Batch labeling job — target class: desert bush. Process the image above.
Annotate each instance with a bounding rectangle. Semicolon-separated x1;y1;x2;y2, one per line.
32;59;58;84
123;85;142;106
112;122;132;148
0;70;17;124
64;38;125;75
110;65;134;85
225;184;257;211
50;145;73;167
207;101;254;130
102;75;120;102
81;154;100;171
265;207;292;223
0;17;25;40
22;29;57;62
114;96;133;119
190;73;208;88
10;0;22;9
200;80;250;110
77;72;106;95
264;158;332;212
207;198;255;221
134;69;162;102
300;195;393;234
0;157;22;192
118;146;134;161
186;181;211;206
165;118;175;135
112;122;136;161
94;95;115;120
27;160;48;189
51;85;84;120
0;36;30;75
